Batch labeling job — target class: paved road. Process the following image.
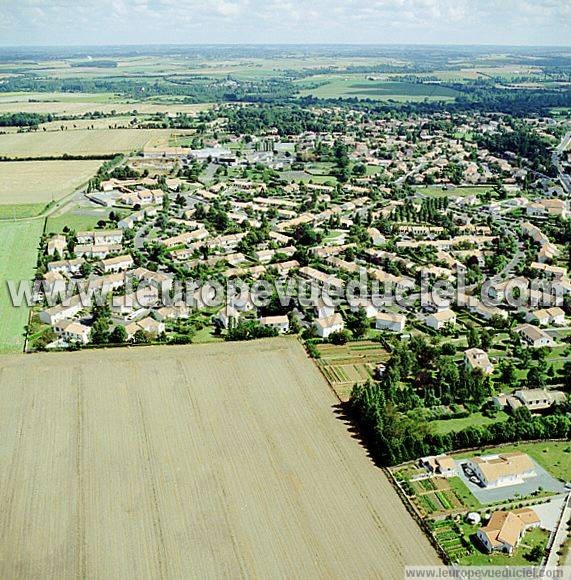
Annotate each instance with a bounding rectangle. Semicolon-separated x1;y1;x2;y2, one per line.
552;129;571;194
546;493;571;568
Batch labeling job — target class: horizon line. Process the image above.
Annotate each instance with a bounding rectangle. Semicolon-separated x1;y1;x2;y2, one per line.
1;42;570;50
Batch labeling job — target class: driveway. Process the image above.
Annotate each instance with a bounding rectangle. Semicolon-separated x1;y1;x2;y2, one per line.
532;496;566;532
457;459;566;505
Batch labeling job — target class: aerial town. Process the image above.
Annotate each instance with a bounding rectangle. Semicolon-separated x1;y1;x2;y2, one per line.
0;39;569;578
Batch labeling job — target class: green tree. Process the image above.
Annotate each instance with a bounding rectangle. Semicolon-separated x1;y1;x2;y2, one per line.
346;307;369;339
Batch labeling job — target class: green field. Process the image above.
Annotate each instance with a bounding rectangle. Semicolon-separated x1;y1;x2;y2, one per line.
0;204;48;220
430;411;510;435
0;219;44;353
0;128;172;158
413;185;494;198
45;211;110;234
298;76;460;101
0;160;101;206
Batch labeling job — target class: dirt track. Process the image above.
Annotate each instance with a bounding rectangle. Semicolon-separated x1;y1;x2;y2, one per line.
0;338;439;578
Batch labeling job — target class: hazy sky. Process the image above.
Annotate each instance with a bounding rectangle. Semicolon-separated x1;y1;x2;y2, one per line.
0;0;569;46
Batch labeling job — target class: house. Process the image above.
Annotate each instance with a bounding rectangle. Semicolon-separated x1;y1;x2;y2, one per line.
130;267;173;293
348;298;379;319
420;454;458;477
310;298;336;320
465;453;536;488
77;229;123;245
124;317;165;340
464;348;494;375
512;388;566;411
99;254;134;274
314;313;345;338
426;309;456;330
39;296;83;326
161;229;209;248
375;312;406;332
47;258;84;275
137;317;165;336
515;324;555;348
367;227;386;246
155;304;190;322
216;306;240;329
111;286;159;316
259;315;289;334
526;307;565;327
74;243;123;259
47;234;67;256
41;271;67;300
53;319;90;345
477;508;540;555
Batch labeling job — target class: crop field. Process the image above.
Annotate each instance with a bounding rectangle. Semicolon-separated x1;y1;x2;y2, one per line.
0;219;44;354
0;338;437;578
315;340;390;401
0;93;211;115
0;160;101;206
0;128;172;159
298;76;461;101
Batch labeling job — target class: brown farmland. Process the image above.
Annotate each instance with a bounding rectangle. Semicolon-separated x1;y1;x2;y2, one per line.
0;338;438;578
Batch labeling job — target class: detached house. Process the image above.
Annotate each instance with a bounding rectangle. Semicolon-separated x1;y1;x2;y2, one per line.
465;453;536;488
53;319;90;345
47;234;67;256
314;313;345;338
39;296;83;326
420;454;458;477
464;348;494;375
99;254;134;274
426;309;456;331
259;315;290;334
526;307;565;327
375;312;406;332
515;324;555;348
477;508;540;555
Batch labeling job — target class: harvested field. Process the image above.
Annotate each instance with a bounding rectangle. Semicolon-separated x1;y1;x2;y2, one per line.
0;96;211;116
0;128;172;159
0;160;101;205
0;338;438;578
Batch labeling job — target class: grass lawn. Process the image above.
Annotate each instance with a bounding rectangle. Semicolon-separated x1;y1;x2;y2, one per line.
459;526;549;566
0;219;44;353
448;477;482;510
413;185;493;198
430;411;510;435
45;211;111;234
192;325;223;344
454;441;571;483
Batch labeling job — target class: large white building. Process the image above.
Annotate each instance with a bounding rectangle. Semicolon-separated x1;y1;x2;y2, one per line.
465;453;536;489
